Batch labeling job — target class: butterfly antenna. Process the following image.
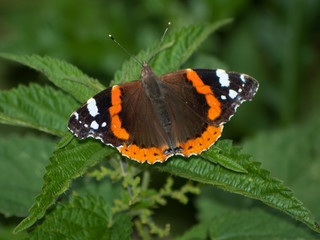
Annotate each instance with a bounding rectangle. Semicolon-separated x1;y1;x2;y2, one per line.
149;21;171;65
108;34;143;66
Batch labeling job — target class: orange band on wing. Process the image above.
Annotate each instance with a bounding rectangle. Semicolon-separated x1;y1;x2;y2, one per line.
111;85;122;105
118;144;172;164
186;70;221;120
118;125;222;163
109;104;122;116
109;85;129;140
178;125;223;156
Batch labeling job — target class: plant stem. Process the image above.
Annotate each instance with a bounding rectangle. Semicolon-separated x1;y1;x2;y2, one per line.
119;158;133;198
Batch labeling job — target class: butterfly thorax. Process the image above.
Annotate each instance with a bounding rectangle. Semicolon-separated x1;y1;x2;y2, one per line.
141;62;172;139
141;62;163;100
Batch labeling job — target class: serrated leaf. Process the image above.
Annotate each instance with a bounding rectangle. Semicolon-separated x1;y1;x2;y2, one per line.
28;195;132;240
113;19;232;85
195;186;320;238
0;84;78;136
0;135;54;217
155;140;319;233
202;148;247;173
0;53;105;103
14;136;115;233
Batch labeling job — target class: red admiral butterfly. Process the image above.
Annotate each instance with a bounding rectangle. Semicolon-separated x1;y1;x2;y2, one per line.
68;29;259;164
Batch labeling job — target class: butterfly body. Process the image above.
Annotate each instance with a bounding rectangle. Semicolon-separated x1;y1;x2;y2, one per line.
140;62;172;140
68;63;258;164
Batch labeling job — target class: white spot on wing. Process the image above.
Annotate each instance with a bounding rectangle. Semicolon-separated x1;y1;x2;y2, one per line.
229;89;238;99
101;122;107;127
216;69;230;87
90;120;99;130
221;95;227;100
73;112;79;120
87;98;99;117
240;74;246;83
84;124;88;128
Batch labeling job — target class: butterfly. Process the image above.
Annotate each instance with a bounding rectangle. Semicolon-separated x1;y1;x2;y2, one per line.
68;60;258;164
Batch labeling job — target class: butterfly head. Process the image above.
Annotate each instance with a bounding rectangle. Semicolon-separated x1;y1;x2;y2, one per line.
141;61;155;79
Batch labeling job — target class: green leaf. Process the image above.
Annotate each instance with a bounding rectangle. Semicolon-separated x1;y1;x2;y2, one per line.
54;131;75;150
176;209;319;239
0;53;105;103
0;134;54;217
243;115;320;217
113;19;232;85
202;148;247;173
173;222;209;240
209;209;319;239
73;177;122;208
195;186;320;238
0;84;78;136
105;213;133;240
28;195;132;240
153;19;233;75
13;137;115;234
156;140;320;233
195;186;254;222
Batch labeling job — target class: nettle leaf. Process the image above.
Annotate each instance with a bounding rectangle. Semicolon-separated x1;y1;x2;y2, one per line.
175;209;319;240
28;195;132;240
156;140;320;233
13;137;115;233
0;53;105;103
0;135;55;217
0;84;78;136
113;19;232;84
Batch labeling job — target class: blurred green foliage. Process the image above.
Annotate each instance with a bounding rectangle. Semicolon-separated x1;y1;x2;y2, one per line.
1;0;319;131
1;0;320;239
